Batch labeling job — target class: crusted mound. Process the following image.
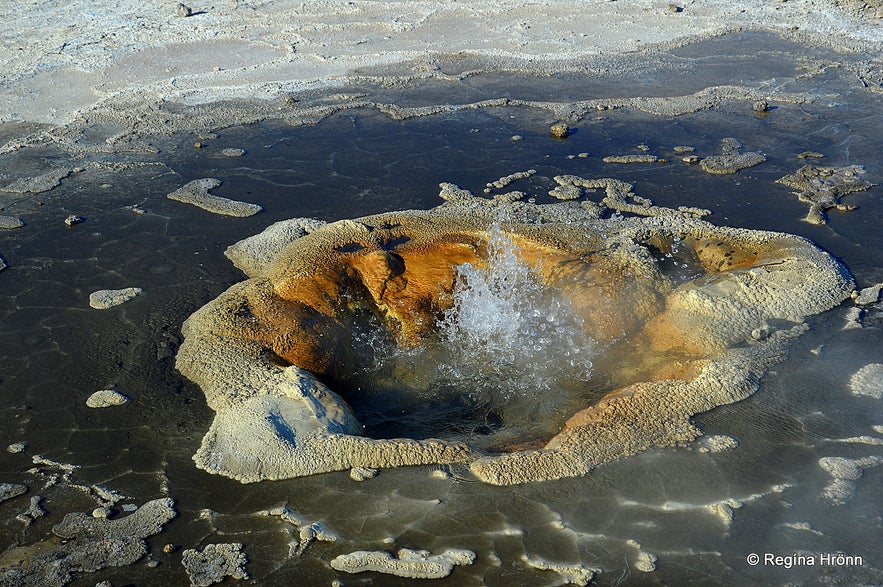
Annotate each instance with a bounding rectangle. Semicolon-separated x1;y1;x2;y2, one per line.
175;179;853;484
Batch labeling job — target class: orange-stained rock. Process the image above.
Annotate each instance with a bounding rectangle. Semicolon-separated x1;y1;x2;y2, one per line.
216;220;670;378
685;236;760;272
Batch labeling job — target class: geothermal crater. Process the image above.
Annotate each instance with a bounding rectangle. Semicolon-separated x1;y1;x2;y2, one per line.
175;177;853;485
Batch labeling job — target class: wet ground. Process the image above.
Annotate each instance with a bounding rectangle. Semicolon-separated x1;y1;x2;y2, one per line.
0;32;881;586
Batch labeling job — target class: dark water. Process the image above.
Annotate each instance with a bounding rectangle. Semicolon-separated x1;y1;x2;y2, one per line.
1;33;882;586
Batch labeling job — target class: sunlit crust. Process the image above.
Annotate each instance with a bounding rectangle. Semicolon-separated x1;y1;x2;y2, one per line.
176;204;853;484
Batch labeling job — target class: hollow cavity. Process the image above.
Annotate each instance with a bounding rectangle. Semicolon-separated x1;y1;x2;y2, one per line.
332;226;598;451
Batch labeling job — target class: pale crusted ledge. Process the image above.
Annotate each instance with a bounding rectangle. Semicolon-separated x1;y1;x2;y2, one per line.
176;178;853;485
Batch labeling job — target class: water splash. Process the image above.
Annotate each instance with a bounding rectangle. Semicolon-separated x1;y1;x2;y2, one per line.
340;225;598;449
436;225;596;397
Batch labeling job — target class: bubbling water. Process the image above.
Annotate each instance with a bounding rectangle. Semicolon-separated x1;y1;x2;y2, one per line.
338;226;599;451
436;225;596;399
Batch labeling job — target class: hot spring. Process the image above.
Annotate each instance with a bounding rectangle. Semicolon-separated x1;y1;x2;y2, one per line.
175;175;853;487
331;224;600;452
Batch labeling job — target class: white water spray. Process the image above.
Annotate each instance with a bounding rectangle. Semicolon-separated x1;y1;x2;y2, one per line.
436;225;596;397
342;225;599;447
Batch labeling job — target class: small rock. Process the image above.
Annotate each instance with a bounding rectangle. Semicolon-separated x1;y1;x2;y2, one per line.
193;141;203;149
349;467;379;481
177;3;193;17
0;215;24;229
700;139;766;174
697;435;740;453
849;363;883;399
17;495;46;525
682;155;701;164
635;551;657;572
0;168;72;195
550;123;570;138
438;183;475;203
549;185;583;200
751;324;771;340
7;442;27;453
603;154;660;164
819;455;882;505
753;99;770;113
842;306;864;329
852;283;883;305
167;178;262;217
510;135;523;141
522;557;597;586
182;543;249;587
781;521;822;535
0;483;28;504
64;214;85;226
331;548;475;579
86;389;130;408
673;145;696;153
221;148;246;157
797;151;825;159
626;540;657;572
89;287;144;309
92;507;111;519
668;3;682;12
163;543;178;554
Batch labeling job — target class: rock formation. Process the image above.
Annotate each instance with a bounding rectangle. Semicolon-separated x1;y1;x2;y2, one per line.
175;177;853;485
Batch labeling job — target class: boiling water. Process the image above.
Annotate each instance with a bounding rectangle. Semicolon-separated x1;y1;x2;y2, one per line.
338;226;597;451
438;225;596;393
